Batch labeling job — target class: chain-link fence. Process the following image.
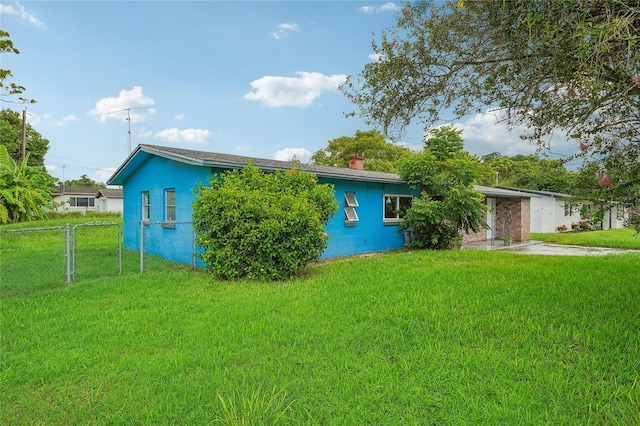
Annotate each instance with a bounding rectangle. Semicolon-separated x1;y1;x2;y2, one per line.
1;222;123;296
1;220;202;296
71;222;122;282
1;225;69;296
139;221;199;272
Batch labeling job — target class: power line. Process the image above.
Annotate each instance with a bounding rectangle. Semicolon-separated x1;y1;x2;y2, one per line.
47;162;106;173
46;155;110;172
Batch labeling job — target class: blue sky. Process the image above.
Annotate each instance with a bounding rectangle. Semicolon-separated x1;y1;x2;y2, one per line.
1;1;574;184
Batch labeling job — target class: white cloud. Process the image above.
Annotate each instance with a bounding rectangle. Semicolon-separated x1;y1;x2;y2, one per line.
25;111;40;126
138;129;153;139
395;140;422;152
378;2;398;12
245;72;347;108
95;167;117;184
49;114;77;127
368;53;384;62
272;22;299;40
90;86;155;123
154;128;211;144
449;109;575;159
0;2;46;28
45;164;58;174
445;110;534;157
174;112;184;121
360;2;397;14
274;147;312;163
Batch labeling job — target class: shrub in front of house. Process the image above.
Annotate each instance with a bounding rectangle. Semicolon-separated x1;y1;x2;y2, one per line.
397;126;488;249
192;164;338;281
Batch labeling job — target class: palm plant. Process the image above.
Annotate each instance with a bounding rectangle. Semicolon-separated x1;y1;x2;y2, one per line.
0;145;55;223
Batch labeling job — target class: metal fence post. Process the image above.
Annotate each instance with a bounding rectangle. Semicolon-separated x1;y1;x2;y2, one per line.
65;223;72;284
117;225;123;275
192;225;196;270
140;221;145;273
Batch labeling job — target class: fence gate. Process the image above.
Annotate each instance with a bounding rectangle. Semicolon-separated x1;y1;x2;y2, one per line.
72;222;122;282
1;225;70;295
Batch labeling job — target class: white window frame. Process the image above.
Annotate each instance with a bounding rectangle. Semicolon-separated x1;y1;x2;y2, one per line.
384;194;413;222
345;192;359;207
345;206;359;222
69;197;95;208
344;192;359;224
564;202;575;217
165;188;176;222
142;191;150;221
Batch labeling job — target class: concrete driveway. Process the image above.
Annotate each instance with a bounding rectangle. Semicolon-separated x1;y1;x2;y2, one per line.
464;240;639;256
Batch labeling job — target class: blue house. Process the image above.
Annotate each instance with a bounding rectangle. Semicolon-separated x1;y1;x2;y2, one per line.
108;144;532;266
107;144;426;265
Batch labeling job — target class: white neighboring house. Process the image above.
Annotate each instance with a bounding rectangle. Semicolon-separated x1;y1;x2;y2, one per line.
51;187;123;215
497;187;629;232
96;188;124;214
597;201;630;230
498;187;580;233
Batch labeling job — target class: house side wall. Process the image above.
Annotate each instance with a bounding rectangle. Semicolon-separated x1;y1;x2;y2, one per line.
462;228;487;243
530;196;582;233
553;198;580;232
122;158;419;264
319;178;419;258
462;199;488;243
51;194;99;214
530;197;556;233
496;197;530;242
601;203;628;230
122;156;211;264
520;198;531;241
98;197;123;214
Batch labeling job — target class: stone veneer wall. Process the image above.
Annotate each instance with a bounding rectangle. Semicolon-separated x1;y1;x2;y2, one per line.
462;198;489;243
495;197;530;242
462;227;487;243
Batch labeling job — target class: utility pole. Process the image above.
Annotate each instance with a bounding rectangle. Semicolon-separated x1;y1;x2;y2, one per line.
107;106;150;154
62;165;66;216
21;108;27;161
125;109;131;154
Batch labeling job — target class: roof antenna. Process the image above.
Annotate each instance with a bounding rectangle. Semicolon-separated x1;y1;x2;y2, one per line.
107;106;151;154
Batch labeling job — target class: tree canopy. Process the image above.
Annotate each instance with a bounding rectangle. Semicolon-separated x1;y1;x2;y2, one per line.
311;129;410;173
479;152;577;193
344;0;640;204
0;109;50;168
398;126;487;249
60;174;106;188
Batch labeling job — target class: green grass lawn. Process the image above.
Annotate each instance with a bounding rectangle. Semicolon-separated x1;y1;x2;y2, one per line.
531;228;640;249
2;220;640;424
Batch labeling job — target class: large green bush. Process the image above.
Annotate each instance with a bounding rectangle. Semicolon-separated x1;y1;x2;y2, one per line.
192;164;338;280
